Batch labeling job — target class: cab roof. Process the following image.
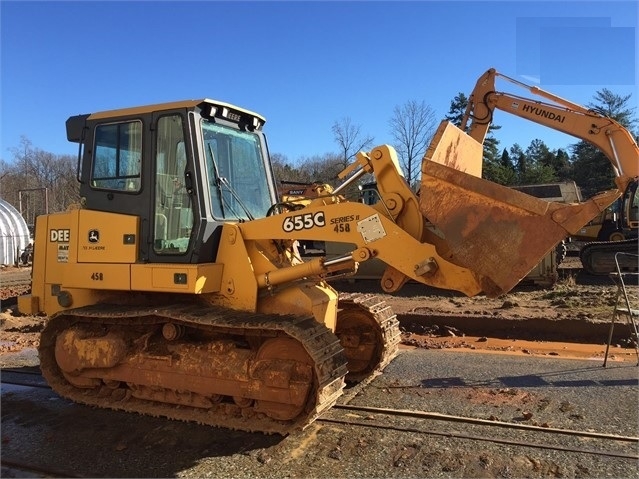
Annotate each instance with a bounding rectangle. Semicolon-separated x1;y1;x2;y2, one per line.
86;98;266;123
66;99;266;142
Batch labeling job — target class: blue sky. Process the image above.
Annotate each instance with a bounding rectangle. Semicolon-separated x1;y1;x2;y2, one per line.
1;0;637;165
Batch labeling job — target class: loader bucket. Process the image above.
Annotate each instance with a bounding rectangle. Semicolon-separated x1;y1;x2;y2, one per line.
423;121;485;177
420;161;620;297
419;122;621;297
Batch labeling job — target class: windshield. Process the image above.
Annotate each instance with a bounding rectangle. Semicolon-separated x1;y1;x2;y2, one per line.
202;121;272;220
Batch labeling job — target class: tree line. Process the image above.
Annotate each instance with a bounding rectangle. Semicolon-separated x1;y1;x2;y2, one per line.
1;89;636;227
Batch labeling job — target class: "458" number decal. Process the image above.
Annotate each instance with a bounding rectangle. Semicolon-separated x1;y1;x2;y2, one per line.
282;211;326;232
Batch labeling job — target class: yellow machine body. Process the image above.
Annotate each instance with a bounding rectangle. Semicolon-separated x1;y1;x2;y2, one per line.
18;70;638;434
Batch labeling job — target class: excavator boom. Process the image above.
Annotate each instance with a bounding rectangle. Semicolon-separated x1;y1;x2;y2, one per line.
461;68;639;192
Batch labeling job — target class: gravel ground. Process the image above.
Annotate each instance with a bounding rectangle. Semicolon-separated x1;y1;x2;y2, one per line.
2;349;637;478
2;261;638;478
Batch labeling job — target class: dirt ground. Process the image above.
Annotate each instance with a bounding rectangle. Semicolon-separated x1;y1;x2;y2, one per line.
1;257;638;363
2;261;637;479
336;257;638;363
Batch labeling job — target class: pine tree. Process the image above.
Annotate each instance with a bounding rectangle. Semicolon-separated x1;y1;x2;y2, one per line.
570;89;637;198
444;93;469;127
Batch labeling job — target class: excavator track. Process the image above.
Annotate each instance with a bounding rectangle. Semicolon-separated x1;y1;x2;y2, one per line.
579;238;638;275
38;302;348;435
336;293;401;382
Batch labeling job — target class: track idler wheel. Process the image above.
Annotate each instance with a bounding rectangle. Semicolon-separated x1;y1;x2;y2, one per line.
335;307;382;381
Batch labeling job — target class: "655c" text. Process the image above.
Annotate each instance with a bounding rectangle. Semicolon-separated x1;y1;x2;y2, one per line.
282;211;326;232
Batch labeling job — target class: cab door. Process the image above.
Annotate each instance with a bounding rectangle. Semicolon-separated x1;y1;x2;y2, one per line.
79;116;152;260
147;111;197;263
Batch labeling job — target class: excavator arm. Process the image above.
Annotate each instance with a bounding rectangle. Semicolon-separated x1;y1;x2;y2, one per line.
461;68;639;192
240;69;637;300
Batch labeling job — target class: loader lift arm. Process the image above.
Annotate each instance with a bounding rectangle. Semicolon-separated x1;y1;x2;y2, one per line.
242;141;618;299
240;145;485;297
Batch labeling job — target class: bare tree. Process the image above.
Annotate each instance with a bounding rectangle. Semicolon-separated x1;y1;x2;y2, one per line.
389;100;437;186
1;137;80;226
268;150;364;201
331;117;374;168
271;153;307;184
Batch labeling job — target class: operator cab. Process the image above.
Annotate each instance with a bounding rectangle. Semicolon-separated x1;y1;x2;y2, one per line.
67;99;277;264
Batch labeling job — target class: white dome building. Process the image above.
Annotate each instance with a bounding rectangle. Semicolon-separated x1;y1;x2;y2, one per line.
0;198;31;266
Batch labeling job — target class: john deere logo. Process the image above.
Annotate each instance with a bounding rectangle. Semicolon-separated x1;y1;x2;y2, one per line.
88;230;100;243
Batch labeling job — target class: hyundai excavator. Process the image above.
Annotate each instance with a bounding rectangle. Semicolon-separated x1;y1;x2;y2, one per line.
18;69;636;434
455;68;638;275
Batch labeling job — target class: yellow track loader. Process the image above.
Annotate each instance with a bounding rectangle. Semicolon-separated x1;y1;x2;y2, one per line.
18;69;637;434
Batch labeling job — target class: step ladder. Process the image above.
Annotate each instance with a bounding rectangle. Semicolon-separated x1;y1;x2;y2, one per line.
603;252;639;367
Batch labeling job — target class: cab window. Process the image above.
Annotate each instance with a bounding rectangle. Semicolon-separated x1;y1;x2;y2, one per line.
92;121;142;191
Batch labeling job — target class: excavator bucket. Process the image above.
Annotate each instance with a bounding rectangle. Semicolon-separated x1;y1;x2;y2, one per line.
420;122;620;297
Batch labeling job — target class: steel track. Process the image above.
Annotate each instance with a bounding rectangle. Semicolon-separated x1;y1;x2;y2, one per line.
580;238;639;275
38;303;348;435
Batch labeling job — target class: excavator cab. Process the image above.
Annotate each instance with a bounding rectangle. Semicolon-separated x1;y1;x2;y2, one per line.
66;100;277;265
